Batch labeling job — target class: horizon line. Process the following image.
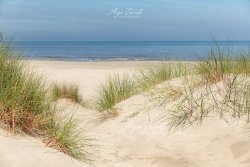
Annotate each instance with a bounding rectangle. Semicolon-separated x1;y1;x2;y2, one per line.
14;40;250;42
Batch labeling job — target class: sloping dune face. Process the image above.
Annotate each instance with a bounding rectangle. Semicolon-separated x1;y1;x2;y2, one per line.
0;129;89;167
1;61;250;167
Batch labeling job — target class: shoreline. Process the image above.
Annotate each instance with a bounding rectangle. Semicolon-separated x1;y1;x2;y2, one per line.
26;59;198;74
25;58;199;62
26;59;198;69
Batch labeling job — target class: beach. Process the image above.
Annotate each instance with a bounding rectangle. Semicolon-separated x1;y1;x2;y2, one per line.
27;60;196;97
27;60;157;97
1;60;249;167
1;0;250;166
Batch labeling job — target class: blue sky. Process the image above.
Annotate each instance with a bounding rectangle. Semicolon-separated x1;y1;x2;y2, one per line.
0;0;250;41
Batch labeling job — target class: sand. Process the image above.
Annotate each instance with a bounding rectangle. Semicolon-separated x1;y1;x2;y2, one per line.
0;60;250;167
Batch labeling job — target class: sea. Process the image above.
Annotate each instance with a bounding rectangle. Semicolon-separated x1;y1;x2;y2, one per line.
14;41;250;61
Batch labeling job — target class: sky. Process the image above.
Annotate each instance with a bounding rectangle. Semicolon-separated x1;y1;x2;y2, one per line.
0;0;250;41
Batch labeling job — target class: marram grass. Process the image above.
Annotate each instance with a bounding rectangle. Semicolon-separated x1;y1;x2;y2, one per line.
137;62;189;91
0;35;90;161
94;63;190;118
147;47;250;131
95;74;135;112
0;36;49;134
45;113;92;161
51;83;85;105
197;46;250;84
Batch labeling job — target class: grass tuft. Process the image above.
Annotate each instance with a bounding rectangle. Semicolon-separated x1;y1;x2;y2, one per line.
137;63;188;90
51;83;84;105
156;46;250;131
94;63;189;118
0;36;49;134
44;114;91;161
95;74;135;112
197;46;250;84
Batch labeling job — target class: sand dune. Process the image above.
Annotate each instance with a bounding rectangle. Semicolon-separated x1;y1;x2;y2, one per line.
1;60;250;167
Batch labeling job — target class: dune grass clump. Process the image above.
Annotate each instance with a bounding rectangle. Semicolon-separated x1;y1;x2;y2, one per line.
166;78;212;131
138;63;172;90
51;83;83;104
137;45;250;131
221;76;250;122
152;47;250;131
0;37;49;134
0;35;90;161
138;63;188;90
95;74;135;112
166;75;250;131
197;47;250;84
145;85;183;109
95;63;189;118
234;53;250;74
197;47;232;83
44;114;91;161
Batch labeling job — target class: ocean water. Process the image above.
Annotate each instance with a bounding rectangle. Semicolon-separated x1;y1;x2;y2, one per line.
15;41;250;61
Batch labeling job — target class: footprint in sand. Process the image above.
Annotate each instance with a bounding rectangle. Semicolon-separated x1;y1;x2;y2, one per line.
230;140;250;159
152;156;194;167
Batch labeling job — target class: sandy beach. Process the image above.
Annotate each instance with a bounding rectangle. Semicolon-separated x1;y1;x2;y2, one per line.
27;60;152;97
0;60;249;167
1;0;250;166
27;60;194;97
